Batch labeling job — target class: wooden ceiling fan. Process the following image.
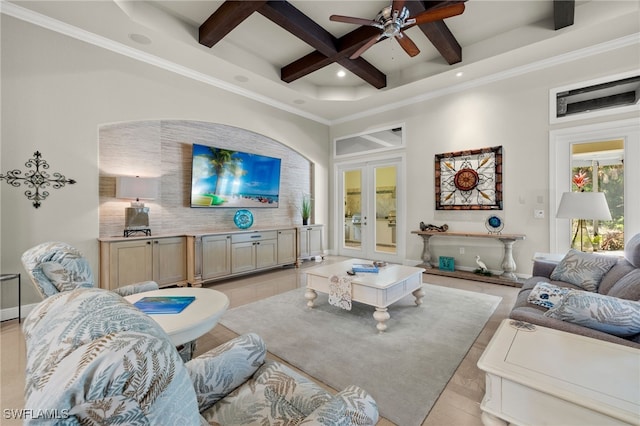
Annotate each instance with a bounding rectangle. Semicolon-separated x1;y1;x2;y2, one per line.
330;0;465;59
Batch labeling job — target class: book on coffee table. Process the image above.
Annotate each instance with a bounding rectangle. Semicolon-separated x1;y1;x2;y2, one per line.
134;296;196;314
352;263;379;273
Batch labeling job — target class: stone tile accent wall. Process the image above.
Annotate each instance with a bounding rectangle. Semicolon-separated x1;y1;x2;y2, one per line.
99;120;311;238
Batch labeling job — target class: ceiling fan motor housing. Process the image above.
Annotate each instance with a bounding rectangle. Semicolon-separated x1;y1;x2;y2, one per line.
377;6;410;37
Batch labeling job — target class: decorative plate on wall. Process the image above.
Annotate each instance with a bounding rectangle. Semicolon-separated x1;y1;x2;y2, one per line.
234;209;254;229
485;214;504;234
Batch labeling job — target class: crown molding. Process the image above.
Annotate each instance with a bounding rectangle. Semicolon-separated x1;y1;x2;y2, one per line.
2;0;638;127
332;32;640;124
0;0;331;126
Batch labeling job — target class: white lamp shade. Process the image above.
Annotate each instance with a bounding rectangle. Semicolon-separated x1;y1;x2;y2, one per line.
556;192;612;220
116;176;158;200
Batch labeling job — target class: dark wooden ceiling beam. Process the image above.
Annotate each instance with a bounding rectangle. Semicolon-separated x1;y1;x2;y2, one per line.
199;1;267;48
554;0;575;30
406;1;463;64
258;1;337;57
281;26;386;88
258;2;386;88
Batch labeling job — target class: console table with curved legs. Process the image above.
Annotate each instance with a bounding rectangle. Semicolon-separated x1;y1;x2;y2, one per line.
411;230;526;281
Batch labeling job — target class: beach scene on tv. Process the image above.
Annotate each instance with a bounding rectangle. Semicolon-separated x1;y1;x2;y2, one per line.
191;144;281;208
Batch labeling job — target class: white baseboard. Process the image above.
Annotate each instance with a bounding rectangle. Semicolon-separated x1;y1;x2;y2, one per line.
1;303;37;322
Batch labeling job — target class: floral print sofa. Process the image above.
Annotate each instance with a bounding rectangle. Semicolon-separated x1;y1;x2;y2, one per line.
23;288;379;425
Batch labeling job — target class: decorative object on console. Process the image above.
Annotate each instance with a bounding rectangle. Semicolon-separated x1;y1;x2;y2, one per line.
419;222;448;232
438;256;455;271
556;191;611;252
0;151;76;208
190;143;281;208
485;214;504;234
301;193;311;225
233;209;254;229
474;255;492;276
116;176;158;237
434;146;503;210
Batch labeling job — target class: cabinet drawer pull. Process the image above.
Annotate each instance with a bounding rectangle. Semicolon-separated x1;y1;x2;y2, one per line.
146;241;151;245
250;235;261;239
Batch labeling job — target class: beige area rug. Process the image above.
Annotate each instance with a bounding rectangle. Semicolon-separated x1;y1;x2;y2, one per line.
219;284;501;426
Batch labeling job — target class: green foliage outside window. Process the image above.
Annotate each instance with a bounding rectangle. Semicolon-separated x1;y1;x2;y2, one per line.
571;164;624;251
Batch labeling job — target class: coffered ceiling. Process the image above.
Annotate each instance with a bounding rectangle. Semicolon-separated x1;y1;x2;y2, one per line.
3;1;639;123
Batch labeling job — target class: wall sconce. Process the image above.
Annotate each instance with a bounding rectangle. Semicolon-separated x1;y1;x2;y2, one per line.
556;191;611;252
116;176;159;237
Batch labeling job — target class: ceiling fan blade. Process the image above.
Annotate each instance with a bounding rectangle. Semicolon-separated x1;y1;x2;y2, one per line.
410;3;465;26
350;34;383;59
330;14;378;27
392;0;407;13
395;32;420;57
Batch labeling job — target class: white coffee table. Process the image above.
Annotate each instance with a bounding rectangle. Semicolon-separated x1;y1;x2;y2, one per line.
304;259;425;332
125;287;229;347
478;319;640;426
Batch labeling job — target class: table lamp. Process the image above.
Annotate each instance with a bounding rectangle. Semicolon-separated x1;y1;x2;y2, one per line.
556;191;611;251
116;176;159;237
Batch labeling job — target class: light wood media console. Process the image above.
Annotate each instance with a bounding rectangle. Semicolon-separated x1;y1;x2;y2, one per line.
99;225;323;289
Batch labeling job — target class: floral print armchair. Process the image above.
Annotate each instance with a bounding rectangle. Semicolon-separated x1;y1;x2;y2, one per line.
23;288;379;425
21;241;158;299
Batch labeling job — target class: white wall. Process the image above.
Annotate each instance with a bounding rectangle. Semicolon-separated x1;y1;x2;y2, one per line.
330;44;640;275
1;16;329;310
2;11;639;315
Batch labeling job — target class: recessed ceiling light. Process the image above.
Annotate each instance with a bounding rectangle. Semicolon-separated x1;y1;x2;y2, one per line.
234;75;249;83
456;71;464;77
337;70;346;78
128;33;152;45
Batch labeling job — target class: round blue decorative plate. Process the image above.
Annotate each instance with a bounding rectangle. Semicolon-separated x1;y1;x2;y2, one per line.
234;209;254;229
485;215;504;234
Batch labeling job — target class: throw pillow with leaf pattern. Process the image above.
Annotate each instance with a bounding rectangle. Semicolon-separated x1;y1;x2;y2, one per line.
545;289;640;337
550;249;617;292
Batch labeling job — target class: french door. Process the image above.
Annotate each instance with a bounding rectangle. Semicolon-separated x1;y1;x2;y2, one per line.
336;157;404;263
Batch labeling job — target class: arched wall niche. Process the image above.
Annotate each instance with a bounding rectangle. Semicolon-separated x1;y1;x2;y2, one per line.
99;120;312;237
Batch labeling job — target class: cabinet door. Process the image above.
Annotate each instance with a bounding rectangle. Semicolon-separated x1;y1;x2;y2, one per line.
202;234;231;280
308;227;323;256
298;228;310;258
152;237;187;287
109;239;153;289
256;239;277;269
231;242;256;274
277;229;296;265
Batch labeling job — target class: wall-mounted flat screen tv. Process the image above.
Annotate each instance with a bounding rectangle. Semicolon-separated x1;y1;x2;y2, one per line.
190;143;281;208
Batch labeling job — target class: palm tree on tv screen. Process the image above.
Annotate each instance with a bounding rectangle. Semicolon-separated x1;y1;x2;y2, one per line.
207;148;240;195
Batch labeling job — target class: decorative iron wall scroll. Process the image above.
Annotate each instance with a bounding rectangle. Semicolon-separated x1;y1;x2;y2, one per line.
0;151;76;208
435;146;502;210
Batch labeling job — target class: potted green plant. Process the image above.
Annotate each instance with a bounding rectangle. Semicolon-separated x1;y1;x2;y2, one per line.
301;194;311;225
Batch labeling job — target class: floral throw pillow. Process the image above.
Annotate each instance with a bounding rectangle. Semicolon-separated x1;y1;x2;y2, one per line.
41;260;93;292
545;290;640;337
550;249;617;292
527;282;570;309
